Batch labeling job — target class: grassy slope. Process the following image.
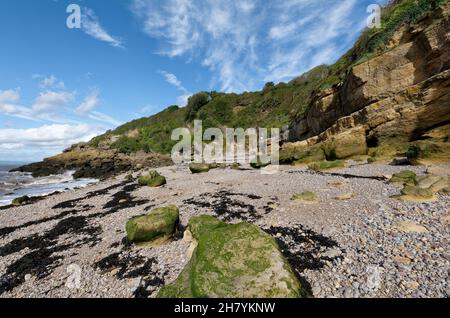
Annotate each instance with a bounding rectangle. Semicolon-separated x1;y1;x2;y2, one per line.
89;0;447;155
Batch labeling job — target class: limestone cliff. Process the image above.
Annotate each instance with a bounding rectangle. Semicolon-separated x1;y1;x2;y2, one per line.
282;3;450;163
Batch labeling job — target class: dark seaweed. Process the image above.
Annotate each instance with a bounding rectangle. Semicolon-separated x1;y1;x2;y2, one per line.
52;182;127;210
287;170;387;181
0;216;102;294
0;209;79;238
0;181;149;294
102;184;149;214
265;224;343;273
264;224;344;298
94;251;168;298
183;190;266;222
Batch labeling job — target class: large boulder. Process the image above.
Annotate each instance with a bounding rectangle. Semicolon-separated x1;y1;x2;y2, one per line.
308;160;345;172
321;127;368;159
138;170;167;187
12;196;31;206
189;163;210;174
280;142;325;164
250;159;271;169
400;185;436;203
389;170;417;186
158;215;302;298
126;205;179;244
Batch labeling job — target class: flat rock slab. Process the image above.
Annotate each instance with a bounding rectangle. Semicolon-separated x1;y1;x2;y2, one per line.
393;221;429;234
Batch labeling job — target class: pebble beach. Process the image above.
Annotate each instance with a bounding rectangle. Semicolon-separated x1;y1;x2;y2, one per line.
0;162;449;298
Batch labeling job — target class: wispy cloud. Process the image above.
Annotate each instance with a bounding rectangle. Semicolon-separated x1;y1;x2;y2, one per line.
74;89;121;126
32;74;65;90
0;124;104;161
159;70;192;106
131;0;369;92
0;89;20;104
32;91;74;114
88;111;122;126
0;85;120;127
75;89;100;114
81;7;124;48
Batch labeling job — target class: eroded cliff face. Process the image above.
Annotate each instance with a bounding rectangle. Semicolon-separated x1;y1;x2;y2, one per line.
284;8;450;163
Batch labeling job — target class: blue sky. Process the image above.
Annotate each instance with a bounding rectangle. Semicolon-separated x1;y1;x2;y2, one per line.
0;0;387;162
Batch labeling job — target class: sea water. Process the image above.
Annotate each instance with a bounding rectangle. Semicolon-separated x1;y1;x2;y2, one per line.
0;163;98;206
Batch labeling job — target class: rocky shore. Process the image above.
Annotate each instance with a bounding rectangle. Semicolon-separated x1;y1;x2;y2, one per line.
0;161;448;298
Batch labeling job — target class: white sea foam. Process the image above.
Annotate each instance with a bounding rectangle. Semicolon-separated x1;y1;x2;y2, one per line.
0;165;98;206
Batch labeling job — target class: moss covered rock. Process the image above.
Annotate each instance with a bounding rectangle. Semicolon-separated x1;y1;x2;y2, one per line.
158;215;302;298
389;170;417;186
416;175;449;192
12;195;31;206
250;159;271;169
400;185;436;203
189;163;210;174
138;170;166;187
230;162;241;170
126;205;179;244
322;127;368;160
280;143;325;164
291;191;319;204
308;160;345;171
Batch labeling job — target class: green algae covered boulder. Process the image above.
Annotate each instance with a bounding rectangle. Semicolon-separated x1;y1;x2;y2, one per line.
389;170;417;186
158;215;302;298
400;185;436;203
308;160;345;171
138;170;167;187
126;205;179;243
250;159;271;169
189;163;210;174
12;195;31;206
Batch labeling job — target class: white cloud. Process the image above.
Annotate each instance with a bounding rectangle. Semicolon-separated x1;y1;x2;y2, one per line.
88;111;122;126
0;124;105;161
0;89;20;104
131;0;365;91
32;91;74;114
73;90;121;126
76;89;99;114
0;103;35;121
0;89;36;120
32;74;65;89
0;124;97;145
0;124;103;160
159;70;192;106
82;7;124;48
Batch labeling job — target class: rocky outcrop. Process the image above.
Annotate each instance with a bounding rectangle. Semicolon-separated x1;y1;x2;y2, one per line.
12;143;172;179
284;10;450;162
389;170;450;202
158;215;302;298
